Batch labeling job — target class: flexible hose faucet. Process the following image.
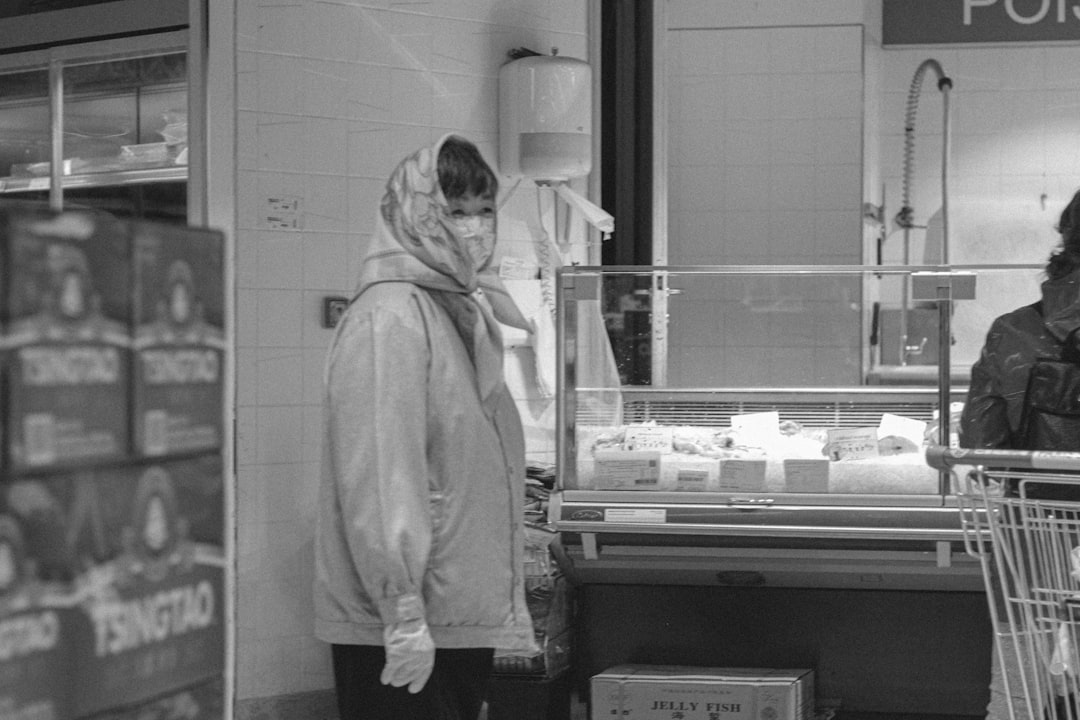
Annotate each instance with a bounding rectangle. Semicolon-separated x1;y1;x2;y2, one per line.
897;59;953;260
895;59;953;366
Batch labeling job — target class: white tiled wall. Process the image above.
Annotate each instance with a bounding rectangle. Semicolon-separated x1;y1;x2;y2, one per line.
666;24;865;265
878;44;1080;366
664;23;866;386
232;0;587;702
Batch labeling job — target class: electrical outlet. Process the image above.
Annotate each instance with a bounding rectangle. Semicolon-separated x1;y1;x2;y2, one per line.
322;296;349;328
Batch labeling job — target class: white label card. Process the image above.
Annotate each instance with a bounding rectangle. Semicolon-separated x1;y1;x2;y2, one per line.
825;427;880;461
878;413;927;445
731;411;780;439
785;458;830;492
604;508;667;524
623;425;674;452
594;451;661;489
498;256;539;280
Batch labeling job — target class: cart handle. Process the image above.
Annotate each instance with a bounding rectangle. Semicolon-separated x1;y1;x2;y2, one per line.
926;445;1080;472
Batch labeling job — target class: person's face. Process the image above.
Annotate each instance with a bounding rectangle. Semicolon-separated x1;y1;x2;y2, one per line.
446;192;496;271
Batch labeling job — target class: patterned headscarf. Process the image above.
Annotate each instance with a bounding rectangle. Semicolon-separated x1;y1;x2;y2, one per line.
354;134;528;416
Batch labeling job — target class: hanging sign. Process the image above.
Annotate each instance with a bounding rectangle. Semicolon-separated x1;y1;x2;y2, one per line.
884;0;1080;44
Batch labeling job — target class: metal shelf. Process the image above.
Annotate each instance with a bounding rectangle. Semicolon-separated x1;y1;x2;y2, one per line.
0;165;187;193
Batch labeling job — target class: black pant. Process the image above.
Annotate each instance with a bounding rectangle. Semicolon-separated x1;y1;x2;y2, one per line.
331;644;494;720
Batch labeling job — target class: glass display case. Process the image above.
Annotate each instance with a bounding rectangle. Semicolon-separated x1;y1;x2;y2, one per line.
0;30;192;223
551;264;1042;591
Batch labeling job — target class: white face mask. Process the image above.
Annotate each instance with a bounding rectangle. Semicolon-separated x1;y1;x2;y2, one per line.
450;216;496;271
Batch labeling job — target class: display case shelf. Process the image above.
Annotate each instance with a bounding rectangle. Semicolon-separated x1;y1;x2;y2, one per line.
0;31;190;220
0;165;187;193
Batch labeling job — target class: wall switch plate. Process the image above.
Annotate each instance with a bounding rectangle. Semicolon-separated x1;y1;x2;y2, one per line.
322;296;349;328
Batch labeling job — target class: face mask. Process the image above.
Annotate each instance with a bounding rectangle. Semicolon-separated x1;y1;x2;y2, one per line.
450;216;496;271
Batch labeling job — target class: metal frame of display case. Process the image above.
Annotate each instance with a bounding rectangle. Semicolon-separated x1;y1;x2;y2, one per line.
0;28;197;217
551;265;1021;591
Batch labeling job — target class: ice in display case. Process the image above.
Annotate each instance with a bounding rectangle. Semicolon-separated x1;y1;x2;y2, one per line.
550;264;1043;591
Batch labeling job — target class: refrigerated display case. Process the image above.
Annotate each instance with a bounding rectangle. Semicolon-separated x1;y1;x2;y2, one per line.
551;264;1043;592
0;25;197;224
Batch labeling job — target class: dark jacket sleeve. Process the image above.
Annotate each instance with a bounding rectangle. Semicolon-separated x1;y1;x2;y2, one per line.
960;321;1014;449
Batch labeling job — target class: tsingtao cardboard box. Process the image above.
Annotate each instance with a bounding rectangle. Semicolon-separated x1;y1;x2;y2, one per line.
0;511;76;720
591;665;814;720
1;208;131;471
1;455;225;717
131;221;225;457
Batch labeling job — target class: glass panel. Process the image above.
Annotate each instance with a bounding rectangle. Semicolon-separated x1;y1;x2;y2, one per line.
0;47;187;222
64;52;187;174
563;265;1042;500
0;67;50;178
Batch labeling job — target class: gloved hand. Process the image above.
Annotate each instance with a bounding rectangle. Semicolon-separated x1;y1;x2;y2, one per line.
380;617;435;694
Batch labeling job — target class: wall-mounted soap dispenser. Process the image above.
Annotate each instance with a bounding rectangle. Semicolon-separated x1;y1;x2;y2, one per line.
498;49;592;182
498;48;612;235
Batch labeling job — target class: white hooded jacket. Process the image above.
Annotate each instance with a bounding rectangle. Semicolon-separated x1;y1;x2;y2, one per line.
313;136;535;652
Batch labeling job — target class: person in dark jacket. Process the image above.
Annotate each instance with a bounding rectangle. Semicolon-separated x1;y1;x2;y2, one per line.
961;188;1080;458
960;187;1080;720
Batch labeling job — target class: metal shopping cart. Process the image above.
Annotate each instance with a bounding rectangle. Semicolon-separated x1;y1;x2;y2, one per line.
927;447;1080;720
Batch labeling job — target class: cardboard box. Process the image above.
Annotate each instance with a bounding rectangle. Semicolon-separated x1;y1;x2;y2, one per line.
591;665;814;720
0;456;225;717
2;455;223;578
86;677;224;720
131;221;225;457
69;561;225;718
0;510;76;720
1;208;131;471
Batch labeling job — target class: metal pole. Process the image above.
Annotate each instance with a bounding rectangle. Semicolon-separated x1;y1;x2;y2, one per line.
48;57;63;211
937;284;952;494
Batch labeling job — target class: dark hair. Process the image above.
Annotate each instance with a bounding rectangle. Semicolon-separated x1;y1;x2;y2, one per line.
1046;188;1080;281
437;136;498;201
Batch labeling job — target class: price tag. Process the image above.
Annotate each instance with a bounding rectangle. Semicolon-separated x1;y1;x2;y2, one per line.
604;508;667;524
498;256;539;280
623;425;673;452
594;450;661;489
825;427;880;461
675;469;709;491
784;458;830;492
719;459;766;491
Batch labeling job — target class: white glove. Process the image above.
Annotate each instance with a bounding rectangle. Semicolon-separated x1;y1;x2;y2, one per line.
380;617;435;694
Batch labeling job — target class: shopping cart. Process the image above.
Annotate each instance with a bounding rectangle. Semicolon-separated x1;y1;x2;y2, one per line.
927;446;1080;720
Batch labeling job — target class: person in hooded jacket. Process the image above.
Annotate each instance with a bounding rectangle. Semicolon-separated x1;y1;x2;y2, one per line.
314;134;536;720
960;187;1080;719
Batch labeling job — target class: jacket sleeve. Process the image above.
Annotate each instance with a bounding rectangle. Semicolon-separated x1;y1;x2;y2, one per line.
959;323;1013;449
324;299;432;626
1044;303;1080;354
